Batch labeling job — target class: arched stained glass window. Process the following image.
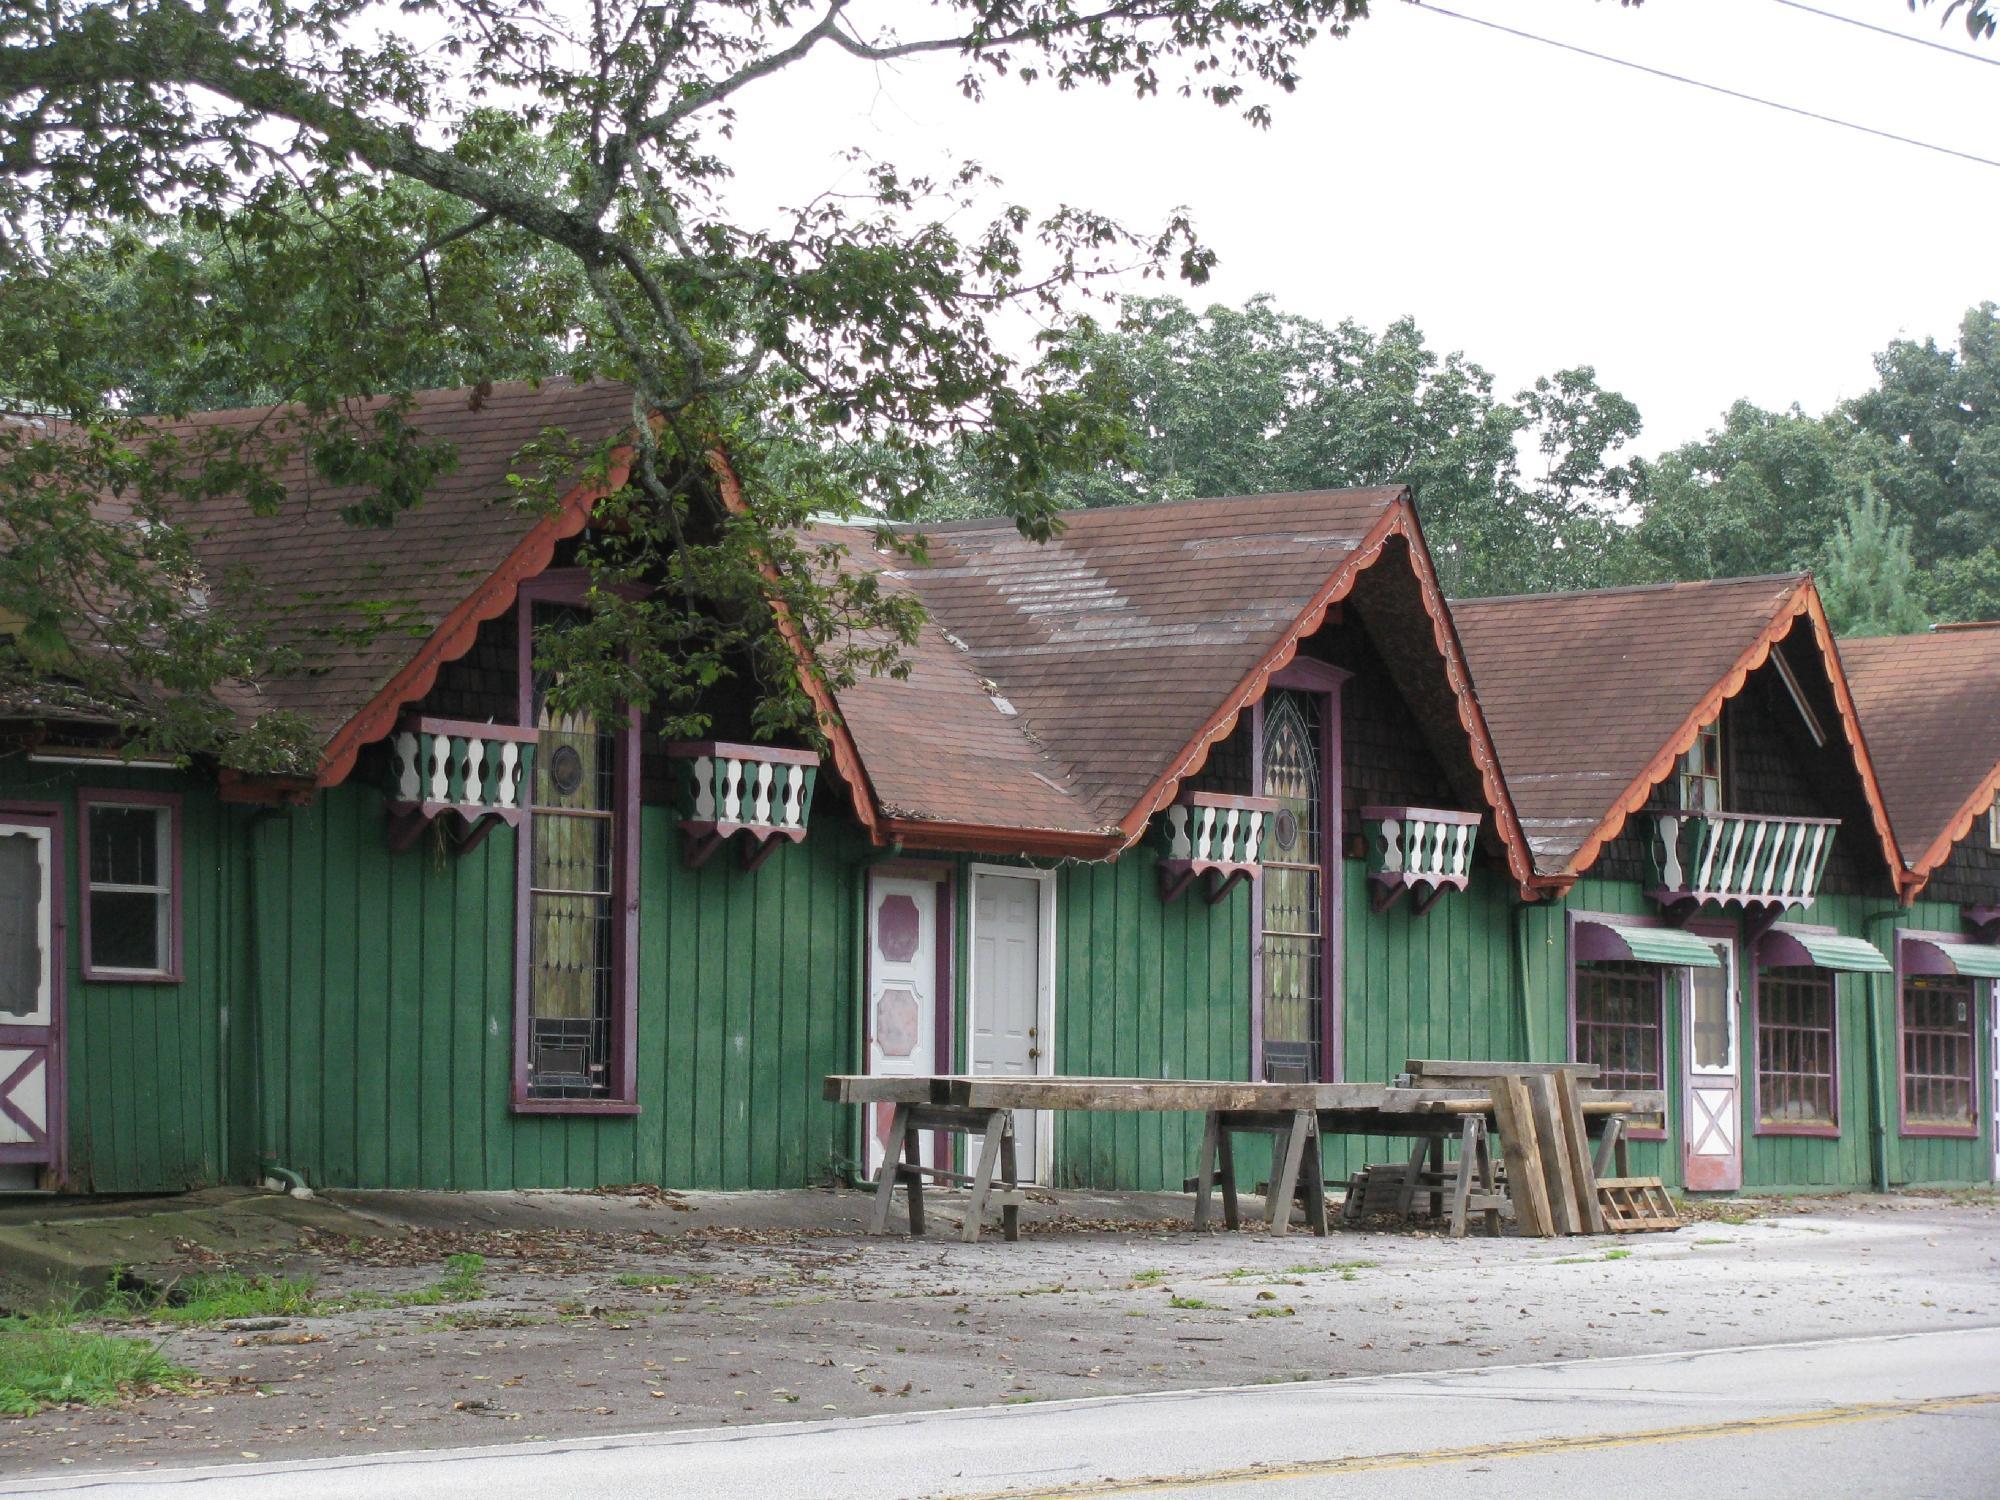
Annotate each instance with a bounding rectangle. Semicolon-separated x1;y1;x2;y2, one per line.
1260;690;1323;1081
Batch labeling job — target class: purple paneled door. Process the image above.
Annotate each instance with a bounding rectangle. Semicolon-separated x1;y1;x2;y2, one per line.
1682;935;1742;1192
865;874;943;1178
0;812;61;1185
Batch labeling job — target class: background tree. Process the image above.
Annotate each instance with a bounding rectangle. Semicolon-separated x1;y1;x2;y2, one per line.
1817;487;1930;636
0;0;1372;765
931;294;1641;596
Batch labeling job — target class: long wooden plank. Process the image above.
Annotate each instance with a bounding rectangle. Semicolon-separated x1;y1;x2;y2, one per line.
1489;1078;1553;1236
1407;1060;1602;1081
1556;1072;1607;1235
1526;1075;1579;1236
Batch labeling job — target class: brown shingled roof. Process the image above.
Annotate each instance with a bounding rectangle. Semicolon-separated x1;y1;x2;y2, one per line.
160;379;637;784
794;488;1535;877
1842;625;2000;879
1453;574;1903;887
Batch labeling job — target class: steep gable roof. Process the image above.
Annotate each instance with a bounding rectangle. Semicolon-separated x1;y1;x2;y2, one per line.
45;380;639;785
1842;624;2000;880
796;487;1536;878
1453;574;1903;887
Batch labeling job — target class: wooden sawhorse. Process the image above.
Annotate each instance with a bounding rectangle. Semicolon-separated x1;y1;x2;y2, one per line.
1192;1108;1328;1235
868;1102;1024;1243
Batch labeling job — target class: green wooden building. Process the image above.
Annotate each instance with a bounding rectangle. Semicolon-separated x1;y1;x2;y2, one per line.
5;378;1992;1199
0;381;1542;1194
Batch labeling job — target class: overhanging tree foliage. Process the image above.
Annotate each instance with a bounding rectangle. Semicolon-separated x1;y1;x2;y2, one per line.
0;0;1371;767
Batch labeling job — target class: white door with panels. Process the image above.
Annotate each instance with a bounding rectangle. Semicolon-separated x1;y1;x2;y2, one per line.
969;869;1053;1182
1682;936;1741;1193
0;814;60;1186
865;873;942;1179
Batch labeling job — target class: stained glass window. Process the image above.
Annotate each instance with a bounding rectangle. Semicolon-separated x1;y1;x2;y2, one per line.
1260;691;1323;1081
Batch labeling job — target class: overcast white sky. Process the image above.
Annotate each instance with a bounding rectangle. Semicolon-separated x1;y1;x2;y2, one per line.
719;0;2000;456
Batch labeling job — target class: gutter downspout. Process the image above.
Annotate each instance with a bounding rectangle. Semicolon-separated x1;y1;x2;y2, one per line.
1863;907;1903;1193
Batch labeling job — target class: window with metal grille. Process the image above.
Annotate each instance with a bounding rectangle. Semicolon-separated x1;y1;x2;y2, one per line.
518;592;636;1107
1901;974;1978;1132
1757;966;1838;1130
1574;961;1664;1129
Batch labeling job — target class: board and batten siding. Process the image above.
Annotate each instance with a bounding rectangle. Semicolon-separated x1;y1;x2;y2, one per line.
248;783;863;1191
0;759;231;1192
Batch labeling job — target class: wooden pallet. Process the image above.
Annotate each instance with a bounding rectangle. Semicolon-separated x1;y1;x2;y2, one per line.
1597;1176;1679;1232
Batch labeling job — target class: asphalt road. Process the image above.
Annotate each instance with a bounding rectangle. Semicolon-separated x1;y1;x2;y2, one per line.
11;1326;2000;1498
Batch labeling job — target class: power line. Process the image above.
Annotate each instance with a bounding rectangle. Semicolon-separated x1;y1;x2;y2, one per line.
1409;2;2000;171
1769;0;2000;68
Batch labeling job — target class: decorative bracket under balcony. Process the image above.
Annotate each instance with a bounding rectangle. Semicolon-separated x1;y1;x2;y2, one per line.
385;717;538;854
668;741;819;872
1648;811;1837;932
1362;805;1481;915
1965;905;2000;942
1156;791;1278;904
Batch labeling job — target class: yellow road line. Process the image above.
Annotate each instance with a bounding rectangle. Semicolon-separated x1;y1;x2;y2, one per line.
960;1391;2000;1498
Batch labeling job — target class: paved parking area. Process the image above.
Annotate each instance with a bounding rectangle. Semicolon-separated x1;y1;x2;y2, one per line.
3;1188;1996;1479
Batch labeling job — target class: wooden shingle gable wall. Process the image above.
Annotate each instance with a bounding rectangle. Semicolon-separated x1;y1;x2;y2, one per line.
1453;575;1907;895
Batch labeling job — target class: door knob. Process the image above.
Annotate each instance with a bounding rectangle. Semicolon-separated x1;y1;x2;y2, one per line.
1028;1047;1041;1060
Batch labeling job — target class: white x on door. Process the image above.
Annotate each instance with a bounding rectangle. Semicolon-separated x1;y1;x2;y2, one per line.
0;814;60;1182
1682;936;1741;1192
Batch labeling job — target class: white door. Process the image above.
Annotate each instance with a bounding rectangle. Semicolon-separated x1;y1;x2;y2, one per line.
865;874;941;1178
0;816;59;1181
970;871;1051;1180
1990;984;1999;1184
1682;937;1741;1193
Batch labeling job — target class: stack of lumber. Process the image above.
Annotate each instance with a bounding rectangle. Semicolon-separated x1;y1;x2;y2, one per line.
1481;1069;1676;1237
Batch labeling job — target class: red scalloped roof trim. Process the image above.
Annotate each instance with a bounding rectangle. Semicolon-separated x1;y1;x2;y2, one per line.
1913;763;2000;883
314;448;633;789
1113;496;1542;897
708;448;885;845
1545;579;1910;896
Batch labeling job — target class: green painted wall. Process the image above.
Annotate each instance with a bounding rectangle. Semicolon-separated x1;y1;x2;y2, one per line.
1044;846;1254;1191
0;759;231;1193
249;783;864;1191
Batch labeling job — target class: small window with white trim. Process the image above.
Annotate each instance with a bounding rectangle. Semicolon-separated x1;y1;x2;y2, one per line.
1987;790;2000;852
1677;721;1722;813
79;793;180;981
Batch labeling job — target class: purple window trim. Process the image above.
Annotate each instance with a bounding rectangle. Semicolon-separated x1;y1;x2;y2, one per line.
1747;951;1842;1140
76;788;183;985
511;571;642;1115
1564;908;1670;1141
1894;928;1983;1140
1250;658;1349;1084
0;801;66;1181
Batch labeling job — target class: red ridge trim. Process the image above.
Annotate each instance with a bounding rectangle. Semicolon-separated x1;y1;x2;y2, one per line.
314;446;634;789
881;817;1122;860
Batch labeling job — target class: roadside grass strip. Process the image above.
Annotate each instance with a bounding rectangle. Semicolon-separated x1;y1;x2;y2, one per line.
0;1316;191;1415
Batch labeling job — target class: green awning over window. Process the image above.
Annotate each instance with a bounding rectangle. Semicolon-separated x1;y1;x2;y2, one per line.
1915;938;2000;979
1767;927;1893;974
1577;917;1724;968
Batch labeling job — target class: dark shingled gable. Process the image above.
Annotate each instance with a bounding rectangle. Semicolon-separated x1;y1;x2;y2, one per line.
1843;625;2000;878
1452;575;1817;880
152;379;638;780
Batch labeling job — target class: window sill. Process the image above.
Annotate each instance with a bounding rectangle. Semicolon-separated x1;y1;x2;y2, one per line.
1901;1121;1978;1139
80;967;182;985
511;1098;642;1117
1755;1121;1841;1138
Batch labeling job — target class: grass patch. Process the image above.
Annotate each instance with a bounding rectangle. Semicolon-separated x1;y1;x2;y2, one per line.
1248;1305;1296;1319
1130;1268;1169;1285
0;1316;192;1414
1167;1295;1218;1310
386;1254;487;1308
1693;1237;1732;1246
124;1270;320;1324
1553;1249;1633;1266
